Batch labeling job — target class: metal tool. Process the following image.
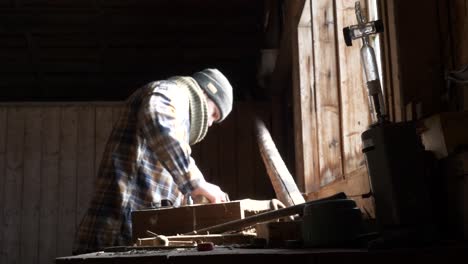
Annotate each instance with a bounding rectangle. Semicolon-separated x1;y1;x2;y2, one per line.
343;1;386;124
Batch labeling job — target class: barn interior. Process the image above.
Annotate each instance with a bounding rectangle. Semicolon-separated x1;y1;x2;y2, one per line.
0;0;467;263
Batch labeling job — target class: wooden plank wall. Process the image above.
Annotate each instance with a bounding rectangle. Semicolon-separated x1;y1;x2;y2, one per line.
0;101;275;264
380;0;468;119
293;0;374;214
296;0;467;214
0;1;262;101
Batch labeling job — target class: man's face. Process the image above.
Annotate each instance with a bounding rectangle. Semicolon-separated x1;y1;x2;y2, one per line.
206;97;221;127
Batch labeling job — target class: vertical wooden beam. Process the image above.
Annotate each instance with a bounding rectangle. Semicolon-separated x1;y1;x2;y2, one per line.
3;107;25;264
0;107;6;262
293;0;319;193
20;107;42;264
335;0;371;176
57;106;78;257
39;107;60;264
311;0;343;187
379;0;397;121
384;0;404;121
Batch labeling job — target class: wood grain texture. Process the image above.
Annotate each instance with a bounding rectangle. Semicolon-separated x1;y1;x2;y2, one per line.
57;106;78;257
39;107;60;264
75;106;95;226
3;107;25;264
306;166;374;218
0;99;283;261
294;13;320;193
20;107;42;264
311;0;343;187
336;0;371;176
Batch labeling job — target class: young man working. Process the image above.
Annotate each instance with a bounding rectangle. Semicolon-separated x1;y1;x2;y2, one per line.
73;68;233;254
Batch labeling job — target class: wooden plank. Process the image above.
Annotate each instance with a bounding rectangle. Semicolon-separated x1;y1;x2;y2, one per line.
0;107;6;262
294;23;320;193
132;202;244;240
255;118;304;206
383;0;403;121
95;106;114;176
187;193;346;235
76;106;96;226
235;102;255;199
57;106;78;257
336;0;371;176
39;107;60;264
3;107;25;264
379;0;396;121
311;0;343;187
306;166;374;218
20;107;42;264
420;111;468;159
138;233;255;247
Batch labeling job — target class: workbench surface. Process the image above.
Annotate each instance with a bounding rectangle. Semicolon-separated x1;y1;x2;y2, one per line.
56;245;467;264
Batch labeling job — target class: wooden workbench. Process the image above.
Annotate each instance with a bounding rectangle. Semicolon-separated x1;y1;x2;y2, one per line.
56;244;468;264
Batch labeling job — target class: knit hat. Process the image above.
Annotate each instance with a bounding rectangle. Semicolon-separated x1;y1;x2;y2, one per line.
192;68;233;123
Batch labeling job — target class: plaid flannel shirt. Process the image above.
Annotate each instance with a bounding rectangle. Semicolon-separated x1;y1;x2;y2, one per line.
73;80;205;253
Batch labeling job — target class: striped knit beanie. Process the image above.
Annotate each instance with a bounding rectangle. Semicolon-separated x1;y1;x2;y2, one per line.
192;69;233;123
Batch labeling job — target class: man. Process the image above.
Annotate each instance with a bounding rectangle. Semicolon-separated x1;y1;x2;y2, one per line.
73;68;233;254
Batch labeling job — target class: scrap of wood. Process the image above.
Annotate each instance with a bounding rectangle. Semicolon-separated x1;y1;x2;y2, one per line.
137;233;256;247
185;192;346;235
255;117;305;206
131;199;275;242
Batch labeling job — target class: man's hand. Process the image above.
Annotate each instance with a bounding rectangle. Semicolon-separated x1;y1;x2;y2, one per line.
191;182;228;203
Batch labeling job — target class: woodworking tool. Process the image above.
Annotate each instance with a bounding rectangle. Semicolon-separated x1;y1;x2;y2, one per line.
343;1;386;124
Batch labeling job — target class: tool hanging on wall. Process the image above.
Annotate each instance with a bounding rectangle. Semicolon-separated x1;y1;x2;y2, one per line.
343;1;386;124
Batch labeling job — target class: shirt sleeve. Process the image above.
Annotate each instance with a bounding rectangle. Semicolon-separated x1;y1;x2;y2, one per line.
137;82;205;194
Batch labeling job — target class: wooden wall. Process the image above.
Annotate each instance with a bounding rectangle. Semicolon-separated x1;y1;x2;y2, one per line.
289;0;468;216
0;101;276;264
381;0;468;120
288;0;373;215
0;0;262;102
